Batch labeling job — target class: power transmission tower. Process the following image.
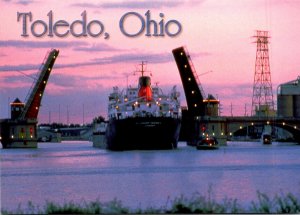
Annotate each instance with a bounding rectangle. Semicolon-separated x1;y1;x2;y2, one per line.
251;30;275;117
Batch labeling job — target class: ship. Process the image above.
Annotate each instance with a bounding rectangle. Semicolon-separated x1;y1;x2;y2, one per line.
105;62;182;151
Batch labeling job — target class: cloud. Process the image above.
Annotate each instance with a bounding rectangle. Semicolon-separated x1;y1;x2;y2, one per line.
0;40;122;53
16;0;36;5
100;1;182;9
53;52;173;69
204;83;253;98
70;3;100;8
73;43;123;52
0;49;213;72
1;0;36;5
190;51;212;58
0;40;88;49
71;0;205;9
92;52;173;64
0;52;174;72
0;64;38;72
49;73;122;88
71;0;182;9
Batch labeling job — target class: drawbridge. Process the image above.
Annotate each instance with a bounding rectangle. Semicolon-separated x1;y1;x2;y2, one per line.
172;46;300;145
173;46;222;145
0;49;59;148
172;46;206;117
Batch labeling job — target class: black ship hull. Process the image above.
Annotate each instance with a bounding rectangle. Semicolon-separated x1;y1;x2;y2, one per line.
106;117;181;151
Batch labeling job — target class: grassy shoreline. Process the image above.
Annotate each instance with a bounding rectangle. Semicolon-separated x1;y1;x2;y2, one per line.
2;191;299;214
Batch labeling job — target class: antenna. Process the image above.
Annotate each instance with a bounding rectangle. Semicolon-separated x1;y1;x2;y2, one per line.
141;61;146;76
16;70;37;80
199;70;213;76
134;61;151;77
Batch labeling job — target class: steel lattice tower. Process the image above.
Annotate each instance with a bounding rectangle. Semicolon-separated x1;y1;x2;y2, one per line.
251;30;275;117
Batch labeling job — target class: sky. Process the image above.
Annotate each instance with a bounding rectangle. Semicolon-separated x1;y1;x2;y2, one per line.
0;0;300;124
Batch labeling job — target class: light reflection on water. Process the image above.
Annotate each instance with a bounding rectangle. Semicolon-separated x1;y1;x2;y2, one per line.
1;141;300;210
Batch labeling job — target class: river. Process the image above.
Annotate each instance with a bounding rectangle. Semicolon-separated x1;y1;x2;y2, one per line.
1;141;300;211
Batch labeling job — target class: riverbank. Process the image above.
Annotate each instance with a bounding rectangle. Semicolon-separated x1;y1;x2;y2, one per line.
1;191;299;214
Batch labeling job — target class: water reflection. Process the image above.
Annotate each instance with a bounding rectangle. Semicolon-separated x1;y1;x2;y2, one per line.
1;141;300;210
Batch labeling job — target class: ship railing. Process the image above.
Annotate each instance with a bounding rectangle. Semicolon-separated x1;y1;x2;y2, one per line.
111;109;181;120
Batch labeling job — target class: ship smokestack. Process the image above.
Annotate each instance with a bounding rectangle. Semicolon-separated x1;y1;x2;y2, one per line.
138;76;152;101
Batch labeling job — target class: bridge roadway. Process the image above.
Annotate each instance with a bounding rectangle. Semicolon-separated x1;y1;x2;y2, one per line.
198;116;300;144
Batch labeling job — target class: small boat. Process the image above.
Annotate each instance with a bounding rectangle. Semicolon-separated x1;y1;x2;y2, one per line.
261;133;272;145
196;134;218;150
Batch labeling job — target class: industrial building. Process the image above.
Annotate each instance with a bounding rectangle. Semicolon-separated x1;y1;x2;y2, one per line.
277;76;300;118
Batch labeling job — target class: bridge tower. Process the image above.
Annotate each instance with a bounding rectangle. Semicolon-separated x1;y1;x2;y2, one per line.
251;30;275;117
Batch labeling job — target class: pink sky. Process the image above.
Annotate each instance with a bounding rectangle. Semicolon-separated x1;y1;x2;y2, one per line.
0;0;300;124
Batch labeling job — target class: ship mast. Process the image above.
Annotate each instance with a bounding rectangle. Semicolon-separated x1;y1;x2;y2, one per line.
140;61;146;77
